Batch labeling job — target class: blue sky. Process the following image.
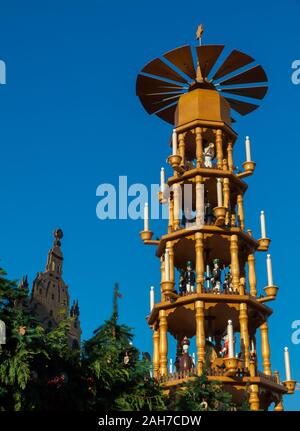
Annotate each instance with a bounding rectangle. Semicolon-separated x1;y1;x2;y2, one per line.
0;0;299;410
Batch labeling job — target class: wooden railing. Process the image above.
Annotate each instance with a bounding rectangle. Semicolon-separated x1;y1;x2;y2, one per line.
257;371;277;383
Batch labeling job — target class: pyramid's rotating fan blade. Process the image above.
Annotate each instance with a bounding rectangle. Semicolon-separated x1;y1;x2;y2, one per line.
196;45;224;78
140;93;181;114
155;104;177;124
136;74;184;96
225;97;259;115
219;65;267;86
221;86;268;99
212;49;255;81
164;45;196;79
142;58;188;84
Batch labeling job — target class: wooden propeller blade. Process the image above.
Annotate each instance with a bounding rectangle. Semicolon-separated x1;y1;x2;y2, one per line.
225;97;259;115
136;74;184;96
164;45;196;79
155;104;177;124
139;93;181;114
196;45;224;78
212;49;255;81
142;58;188;84
221;86;268;99
219;65;268;86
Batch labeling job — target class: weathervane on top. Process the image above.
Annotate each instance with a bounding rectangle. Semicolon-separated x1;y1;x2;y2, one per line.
196;24;204;46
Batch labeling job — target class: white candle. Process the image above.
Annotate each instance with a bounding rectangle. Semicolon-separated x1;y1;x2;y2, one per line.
217;178;223;207
284;347;292;381
172;130;177;155
169;358;173;374
144;202;149;231
251;339;255;352
245;136;251;162
150;286;155;312
266;254;274;286
160;167;165;194
206;264;210;289
165;249;170;281
227;320;234;358
260;210;266;238
192;352;196;365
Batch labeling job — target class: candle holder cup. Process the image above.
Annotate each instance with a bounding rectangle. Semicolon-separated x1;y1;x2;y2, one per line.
161;280;175;295
168;154;182;168
213;206;226;226
257;237;271;251
242;161;256;173
224;357;239;376
140;230;154;242
282;380;296;394
263;285;279;300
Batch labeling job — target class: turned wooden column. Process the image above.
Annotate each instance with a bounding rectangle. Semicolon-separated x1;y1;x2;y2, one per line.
223;177;230;225
168;191;174;233
167;241;175;284
195;127;203;168
159;309;168;376
178;133;185;167
227;141;233;172
160;256;165;302
260;321;271;375
153;325;160;378
215;129;223;169
230;235;240;292
239;303;250;368
237;193;245;231
195;300;205;375
195;232;205;293
249;384;260;410
248;253;257;297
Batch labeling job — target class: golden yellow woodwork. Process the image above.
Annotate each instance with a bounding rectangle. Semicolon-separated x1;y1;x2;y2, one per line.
239;303;250;368
195;232;204;293
153;326;160;378
175;88;232;128
260;321;272;376
195;300;205;374
237;194;245;231
227;142;234;172
248;253;257;297
249;384;260;411
195;127;203;168
215;129;224;169
230;235;240;292
159;310;168;376
138;30;290;410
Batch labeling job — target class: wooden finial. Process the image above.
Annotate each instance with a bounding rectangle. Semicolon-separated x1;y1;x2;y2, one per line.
196;24;204;45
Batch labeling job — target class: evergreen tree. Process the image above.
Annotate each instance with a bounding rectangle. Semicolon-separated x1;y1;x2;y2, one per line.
82;283;165;411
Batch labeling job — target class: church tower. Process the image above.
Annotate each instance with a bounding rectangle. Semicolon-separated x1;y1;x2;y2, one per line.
29;229;81;347
137;26;295;410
